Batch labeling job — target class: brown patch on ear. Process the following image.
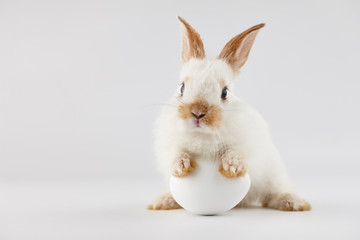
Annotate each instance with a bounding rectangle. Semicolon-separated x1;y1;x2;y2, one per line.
178;16;206;62
178;98;222;129
219;23;265;72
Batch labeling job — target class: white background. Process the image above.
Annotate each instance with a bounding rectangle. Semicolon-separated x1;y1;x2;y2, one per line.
0;0;359;239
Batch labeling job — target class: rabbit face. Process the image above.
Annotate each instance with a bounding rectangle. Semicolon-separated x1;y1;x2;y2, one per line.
176;58;235;131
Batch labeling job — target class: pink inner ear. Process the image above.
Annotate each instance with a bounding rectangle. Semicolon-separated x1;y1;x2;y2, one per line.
233;30;260;70
218;23;264;72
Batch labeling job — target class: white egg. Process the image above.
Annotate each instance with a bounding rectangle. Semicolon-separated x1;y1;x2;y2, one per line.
170;158;250;215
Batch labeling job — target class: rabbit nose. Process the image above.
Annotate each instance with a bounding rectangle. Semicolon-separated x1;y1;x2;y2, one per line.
191;112;206;119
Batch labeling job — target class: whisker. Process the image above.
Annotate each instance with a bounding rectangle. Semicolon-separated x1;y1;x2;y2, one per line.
174;97;184;105
140;103;178;108
222;109;242;112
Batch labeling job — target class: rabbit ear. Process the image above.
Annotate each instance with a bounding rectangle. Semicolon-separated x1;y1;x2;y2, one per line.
219;23;265;72
178;16;206;63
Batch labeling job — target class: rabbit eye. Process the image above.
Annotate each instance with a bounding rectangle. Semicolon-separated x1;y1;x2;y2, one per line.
221;87;228;100
180;83;185;96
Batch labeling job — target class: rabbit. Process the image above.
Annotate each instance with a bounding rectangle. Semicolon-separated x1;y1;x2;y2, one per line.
148;17;311;211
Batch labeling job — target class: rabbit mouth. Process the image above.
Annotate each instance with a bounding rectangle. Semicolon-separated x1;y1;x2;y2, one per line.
190;118;203;128
178;98;222;130
195;119;201;127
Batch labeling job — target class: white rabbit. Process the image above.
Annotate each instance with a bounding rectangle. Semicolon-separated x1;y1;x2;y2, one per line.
148;17;311;211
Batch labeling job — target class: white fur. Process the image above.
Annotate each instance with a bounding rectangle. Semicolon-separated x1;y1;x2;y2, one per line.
154;58;293;206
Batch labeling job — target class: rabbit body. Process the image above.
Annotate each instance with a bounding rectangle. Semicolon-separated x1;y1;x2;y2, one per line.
148;18;311;211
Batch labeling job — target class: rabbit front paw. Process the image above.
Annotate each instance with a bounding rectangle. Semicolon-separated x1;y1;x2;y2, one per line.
171;152;197;178
219;155;247;178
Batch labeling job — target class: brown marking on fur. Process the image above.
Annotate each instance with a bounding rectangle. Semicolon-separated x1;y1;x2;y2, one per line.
178;103;190;120
219;79;226;89
147;202;182;210
183;76;190;84
178;98;222;129
178;16;206;62
219;164;247;178
262;193;312;211
262;194;272;208
202;105;222;129
218;23;265;72
299;201;312;211
172;160;197;178
147;192;182;210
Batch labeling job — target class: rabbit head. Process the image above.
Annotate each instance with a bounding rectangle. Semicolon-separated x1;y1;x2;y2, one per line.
175;17;264;132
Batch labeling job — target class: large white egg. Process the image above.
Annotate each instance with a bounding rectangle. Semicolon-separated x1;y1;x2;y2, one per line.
170;158;251;215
